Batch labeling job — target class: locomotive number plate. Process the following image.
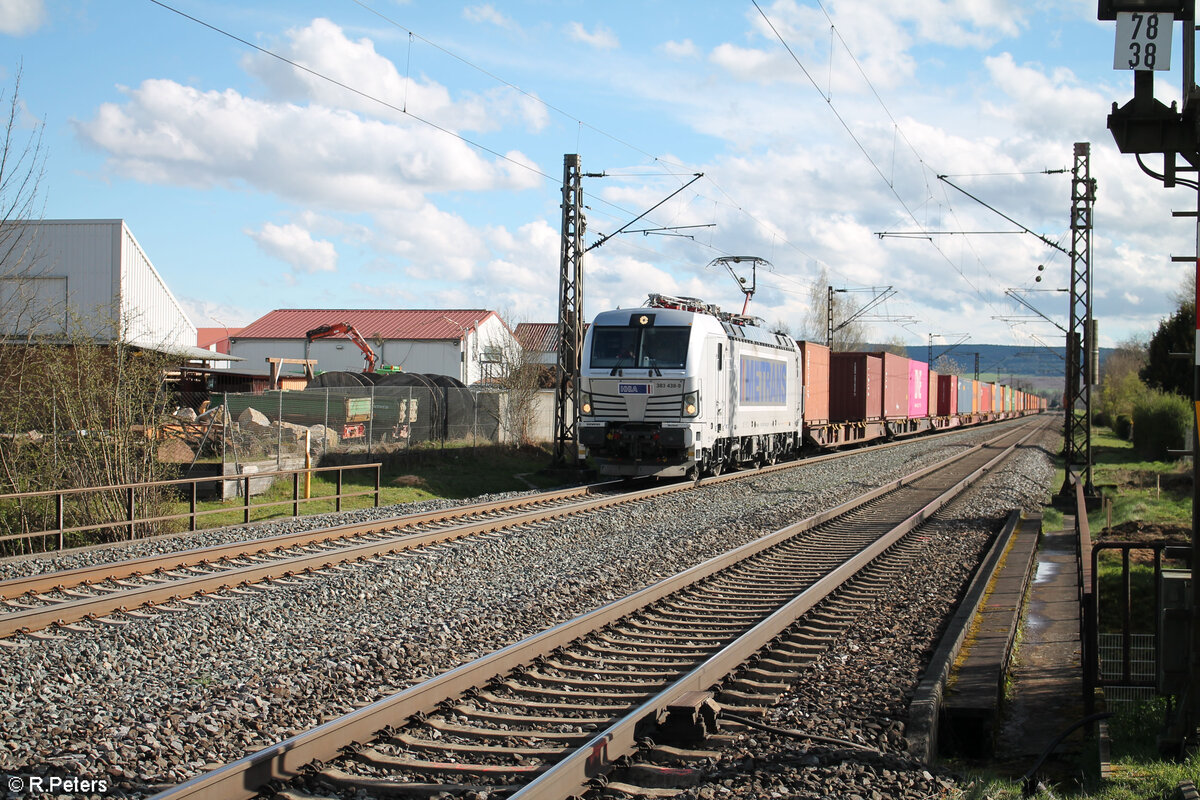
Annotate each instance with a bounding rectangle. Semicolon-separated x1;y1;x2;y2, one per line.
619;383;650;394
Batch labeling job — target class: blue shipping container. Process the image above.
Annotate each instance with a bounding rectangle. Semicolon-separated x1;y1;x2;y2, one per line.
956;378;973;416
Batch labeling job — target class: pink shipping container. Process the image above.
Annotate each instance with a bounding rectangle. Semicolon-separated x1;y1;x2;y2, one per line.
798;341;830;423
881;352;910;420
928;369;939;417
907;359;929;418
937;374;958;416
830;352;883;421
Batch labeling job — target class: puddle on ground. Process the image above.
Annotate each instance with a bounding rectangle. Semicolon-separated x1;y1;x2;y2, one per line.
1035;560;1058;584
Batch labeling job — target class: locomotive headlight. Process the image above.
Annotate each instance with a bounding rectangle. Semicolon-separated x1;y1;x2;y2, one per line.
681;390;700;418
580;392;593;415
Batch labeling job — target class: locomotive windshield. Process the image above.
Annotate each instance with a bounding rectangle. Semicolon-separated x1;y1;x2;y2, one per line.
590;326;690;370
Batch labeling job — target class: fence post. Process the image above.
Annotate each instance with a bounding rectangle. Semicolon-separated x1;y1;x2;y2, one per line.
190;480;197;532
56;493;64;551
473;391;478;454
244;475;251;524
325;388;330;459
293;470;300;517
336;468;344;512
52;387;59;473
127;486;136;540
375;464;381;507
368;383;375;459
407;387;413;455
277;389;283;471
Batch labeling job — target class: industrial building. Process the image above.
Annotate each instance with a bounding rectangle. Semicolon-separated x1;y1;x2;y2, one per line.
514;322;589;367
229;308;518;384
0;219;201;356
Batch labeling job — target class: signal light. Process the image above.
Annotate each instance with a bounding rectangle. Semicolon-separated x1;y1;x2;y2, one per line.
681;390;700;418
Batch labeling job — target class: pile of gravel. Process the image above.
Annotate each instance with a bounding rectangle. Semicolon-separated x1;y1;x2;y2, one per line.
0;421;1053;798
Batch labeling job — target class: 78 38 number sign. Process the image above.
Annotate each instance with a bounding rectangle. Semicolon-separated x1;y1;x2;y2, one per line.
1114;11;1173;70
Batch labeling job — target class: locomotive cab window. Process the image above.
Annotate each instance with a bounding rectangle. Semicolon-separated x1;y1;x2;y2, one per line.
590;326;690;370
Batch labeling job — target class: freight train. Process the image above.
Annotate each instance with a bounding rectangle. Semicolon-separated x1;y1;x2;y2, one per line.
577;293;1047;479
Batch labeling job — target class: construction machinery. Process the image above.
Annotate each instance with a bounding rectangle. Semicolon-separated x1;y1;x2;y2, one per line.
304;323;377;373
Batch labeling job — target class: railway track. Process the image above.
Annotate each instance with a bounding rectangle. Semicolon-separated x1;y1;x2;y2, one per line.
150;418;1045;800
0;421;1028;641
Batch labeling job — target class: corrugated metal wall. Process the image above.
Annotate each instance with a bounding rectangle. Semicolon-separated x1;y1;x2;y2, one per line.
118;222;195;350
0;219;195;350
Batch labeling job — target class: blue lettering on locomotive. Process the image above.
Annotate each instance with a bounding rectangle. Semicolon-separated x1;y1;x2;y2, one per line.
740;357;787;405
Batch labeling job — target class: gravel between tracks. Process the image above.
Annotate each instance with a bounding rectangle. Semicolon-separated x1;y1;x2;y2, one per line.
0;421;1055;799
677;422;1060;800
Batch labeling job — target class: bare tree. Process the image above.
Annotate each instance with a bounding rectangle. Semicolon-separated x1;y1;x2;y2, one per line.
799;265;868;350
0;71;176;552
934;354;964;376
489;318;550;449
878;334;909;357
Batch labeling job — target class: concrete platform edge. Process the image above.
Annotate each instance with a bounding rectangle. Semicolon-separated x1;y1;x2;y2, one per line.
908;509;1029;763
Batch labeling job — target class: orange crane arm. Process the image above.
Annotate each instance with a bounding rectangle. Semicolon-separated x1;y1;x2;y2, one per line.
304;322;377;373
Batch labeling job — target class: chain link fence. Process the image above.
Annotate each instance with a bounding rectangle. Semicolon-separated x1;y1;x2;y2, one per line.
167;386;514;474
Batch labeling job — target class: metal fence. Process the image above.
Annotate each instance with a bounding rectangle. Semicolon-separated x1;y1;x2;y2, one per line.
170;386;509;471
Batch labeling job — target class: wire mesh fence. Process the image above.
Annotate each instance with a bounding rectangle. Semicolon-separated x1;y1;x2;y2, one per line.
1098;632;1159;711
169;386;510;471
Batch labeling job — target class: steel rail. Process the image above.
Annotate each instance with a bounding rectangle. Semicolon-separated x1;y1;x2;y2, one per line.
1;419;1033;638
1;415;1034;591
512;420;1044;799
0;485;600;600
146;418;1043;800
0;479;715;637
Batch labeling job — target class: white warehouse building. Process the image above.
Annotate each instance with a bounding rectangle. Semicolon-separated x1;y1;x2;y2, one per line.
229;308;517;385
0;219;197;353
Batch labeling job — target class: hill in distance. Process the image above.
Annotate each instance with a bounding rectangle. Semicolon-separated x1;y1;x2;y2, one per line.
861;343;1098;397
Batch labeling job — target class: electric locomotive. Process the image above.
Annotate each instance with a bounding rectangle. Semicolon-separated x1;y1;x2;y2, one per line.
578;294;803;478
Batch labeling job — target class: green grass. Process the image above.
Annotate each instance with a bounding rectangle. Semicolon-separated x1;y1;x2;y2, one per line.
1095;559;1157;633
1007;424;1199;798
156;443;569;533
952;701;1200;799
1081;428;1192;533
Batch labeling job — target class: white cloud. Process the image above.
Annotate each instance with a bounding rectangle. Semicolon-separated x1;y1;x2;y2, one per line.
983;53;1110;139
247;222;338;274
242;18;548;134
660;39;699;59
76;79;543;211
179;298;260;330
0;0;45;36
567;21;619;50
463;4;520;32
370;203;489;282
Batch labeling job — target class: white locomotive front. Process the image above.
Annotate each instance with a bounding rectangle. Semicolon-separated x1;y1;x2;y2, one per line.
579;294;803;478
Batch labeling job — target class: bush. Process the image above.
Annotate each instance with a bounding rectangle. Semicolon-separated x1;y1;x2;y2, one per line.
1114;413;1133;441
1131;390;1192;460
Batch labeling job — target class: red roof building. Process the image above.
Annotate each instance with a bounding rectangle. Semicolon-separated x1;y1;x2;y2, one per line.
514;322;590;365
196;326;243;354
229;309;515;384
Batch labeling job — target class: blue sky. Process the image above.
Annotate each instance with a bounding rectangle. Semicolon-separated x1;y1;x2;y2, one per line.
1;0;1193;350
